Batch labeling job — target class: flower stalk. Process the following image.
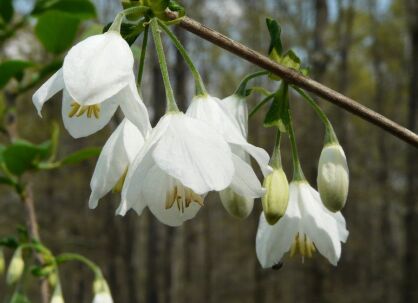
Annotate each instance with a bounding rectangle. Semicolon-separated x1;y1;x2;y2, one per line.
157;19;207;96
150;18;179;113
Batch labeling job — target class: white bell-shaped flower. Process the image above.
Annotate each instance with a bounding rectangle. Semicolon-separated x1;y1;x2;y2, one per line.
256;181;348;267
32;31;151;138
317;143;349;212
186;95;270;213
216;94;257;218
117;112;235;226
89;119;144;209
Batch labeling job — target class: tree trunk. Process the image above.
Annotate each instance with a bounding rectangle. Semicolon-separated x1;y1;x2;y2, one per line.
403;0;418;302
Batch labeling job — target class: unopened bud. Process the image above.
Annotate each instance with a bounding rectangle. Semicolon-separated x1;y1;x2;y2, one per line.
0;249;5;276
262;168;289;225
93;276;113;303
317;144;349;212
7;248;24;285
220;188;254;219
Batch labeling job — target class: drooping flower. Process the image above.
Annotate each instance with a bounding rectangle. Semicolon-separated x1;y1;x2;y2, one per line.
317;143;349;212
186;94;271;218
256;181;348;267
117;112;235;226
93;276;113;303
32;31;151;138
89;119;144;209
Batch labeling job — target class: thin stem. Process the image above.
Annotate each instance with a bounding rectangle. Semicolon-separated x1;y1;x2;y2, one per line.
234;70;268;97
286;111;305;182
137;25;149;89
249;93;275;118
270;130;282;169
150;19;179;112
293;86;338;144
55;253;101;277
157;19;207;96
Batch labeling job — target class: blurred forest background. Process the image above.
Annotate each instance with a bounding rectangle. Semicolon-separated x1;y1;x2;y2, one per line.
1;0;418;302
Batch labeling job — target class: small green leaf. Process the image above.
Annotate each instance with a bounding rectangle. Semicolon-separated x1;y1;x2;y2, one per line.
3;139;51;176
33;0;96;19
60;147;101;165
280;50;301;70
0;60;33;88
266;18;283;57
0;0;14;24
264;83;289;131
0;237;19;248
168;1;186;17
35;11;80;54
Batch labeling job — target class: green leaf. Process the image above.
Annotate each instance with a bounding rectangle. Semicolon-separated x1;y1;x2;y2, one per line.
266;18;283;57
3;139;52;176
264;83;289;131
33;0;96;19
35;10;80;54
60;147;101;165
0;237;19;248
0;60;33;89
0;0;14;24
280;50;301;70
168;1;185;17
0;0;13;24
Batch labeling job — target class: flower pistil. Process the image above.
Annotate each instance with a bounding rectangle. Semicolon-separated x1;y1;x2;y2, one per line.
165;184;204;213
289;233;316;259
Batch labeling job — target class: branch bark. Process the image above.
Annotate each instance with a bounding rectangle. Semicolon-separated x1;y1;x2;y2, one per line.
166;12;418;148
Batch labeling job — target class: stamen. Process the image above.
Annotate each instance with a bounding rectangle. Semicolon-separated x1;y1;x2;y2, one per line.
165;183;203;213
289;233;316;260
68;101;101;119
68;102;81;117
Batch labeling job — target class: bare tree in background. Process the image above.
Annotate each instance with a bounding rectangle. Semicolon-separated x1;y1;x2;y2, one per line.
403;0;418;302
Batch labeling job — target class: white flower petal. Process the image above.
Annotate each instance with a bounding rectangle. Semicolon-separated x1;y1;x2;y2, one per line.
218;95;248;136
61;90;118;138
118;116;172;215
256;197;300;268
187;96;271;176
89;119;144;209
153;113;234;195
298;182;348;266
32;68;64;117
118;78;152;138
122;120;145;163
63;32;134;105
229;153;265;198
144;166;202;226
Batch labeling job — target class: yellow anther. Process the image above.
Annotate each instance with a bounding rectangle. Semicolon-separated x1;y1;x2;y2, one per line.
68;101;101;119
113;169;128;193
68;102;81;117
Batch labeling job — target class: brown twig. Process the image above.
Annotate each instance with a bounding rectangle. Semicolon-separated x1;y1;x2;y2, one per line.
5;92;50;303
166;12;418;148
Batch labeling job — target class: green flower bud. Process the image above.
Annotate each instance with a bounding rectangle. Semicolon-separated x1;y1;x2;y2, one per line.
317;144;349;212
219;188;253;219
7;248;24;285
262;168;289;225
0;248;5;276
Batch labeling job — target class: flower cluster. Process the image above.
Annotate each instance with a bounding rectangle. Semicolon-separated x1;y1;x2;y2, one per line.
32;6;351;288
